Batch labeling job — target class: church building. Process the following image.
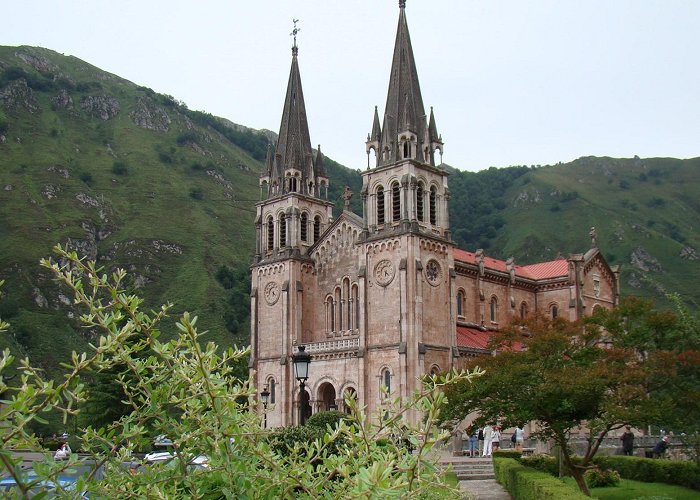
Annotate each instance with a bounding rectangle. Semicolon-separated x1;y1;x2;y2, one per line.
249;1;619;427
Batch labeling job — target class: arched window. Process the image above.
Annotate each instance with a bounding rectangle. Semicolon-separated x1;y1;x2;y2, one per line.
279;213;286;248
430;365;440;376
490;296;498;323
551;304;559;319
457;290;465;317
267;378;277;404
266;216;274;251
403;141;409;159
391;181;401;222
429;186;437;225
288;176;298;193
326;296;334;333
377;186;385;225
416;184;424;222
381;368;392;395
343;279;350;331
352;284;359;330
520;302;528;320
300;212;308;243
335;287;342;332
313;215;321;242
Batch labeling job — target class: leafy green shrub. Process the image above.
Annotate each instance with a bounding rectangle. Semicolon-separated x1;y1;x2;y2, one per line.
306;410;350;431
584;468;620;488
111;161;128;176
189;187;203;200
521;454;558;477
592;455;700;491
268;425;320;456
159;151;174;164
494;457;589;499
0;111;9;134
493;449;521;460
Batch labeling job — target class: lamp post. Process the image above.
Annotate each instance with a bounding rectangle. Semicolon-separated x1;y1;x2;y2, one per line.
260;385;270;429
292;345;311;425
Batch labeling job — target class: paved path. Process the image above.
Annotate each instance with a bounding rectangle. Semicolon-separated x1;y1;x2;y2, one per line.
458;479;512;500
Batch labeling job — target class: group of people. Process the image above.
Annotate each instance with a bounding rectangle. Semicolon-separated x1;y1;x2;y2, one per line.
465;424;526;457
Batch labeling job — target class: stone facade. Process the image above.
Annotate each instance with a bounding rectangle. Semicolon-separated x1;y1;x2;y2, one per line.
249;2;619;428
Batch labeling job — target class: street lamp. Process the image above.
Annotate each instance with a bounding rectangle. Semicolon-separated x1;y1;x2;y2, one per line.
292;345;311;425
260;385;270;429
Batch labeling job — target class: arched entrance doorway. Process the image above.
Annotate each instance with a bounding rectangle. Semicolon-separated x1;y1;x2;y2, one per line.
318;382;337;411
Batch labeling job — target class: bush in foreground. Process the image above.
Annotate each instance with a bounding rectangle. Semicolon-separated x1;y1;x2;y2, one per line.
0;246;478;498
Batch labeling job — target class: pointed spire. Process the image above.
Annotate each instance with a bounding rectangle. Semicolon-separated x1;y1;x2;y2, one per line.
315;144;327;178
428;106;439;141
371;106;381;142
375;0;431;167
268;25;316;199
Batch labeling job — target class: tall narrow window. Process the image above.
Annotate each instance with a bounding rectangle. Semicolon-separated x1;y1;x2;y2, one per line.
352;284;359;330
457;290;465;317
429;186;437;225
403;141;409;159
416;184;424;222
326;296;335;332
267;216;274;251
490;297;498;323
300;213;308;243
382;369;391;394
269;378;276;404
377;186;385;225
551;304;558;319
279;213;286;248
335;288;342;332
391;182;401;222
344;279;351;331
520;302;528;320
313;216;321;242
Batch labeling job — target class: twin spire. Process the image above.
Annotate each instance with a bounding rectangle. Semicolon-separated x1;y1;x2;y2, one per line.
261;1;443;200
367;0;443;168
261;19;327;199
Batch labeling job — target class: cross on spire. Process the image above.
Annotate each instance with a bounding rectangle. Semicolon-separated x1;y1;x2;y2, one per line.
290;19;301;54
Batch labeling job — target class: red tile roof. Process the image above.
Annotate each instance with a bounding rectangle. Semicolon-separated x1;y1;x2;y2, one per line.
453;249;567;281
456;325;524;352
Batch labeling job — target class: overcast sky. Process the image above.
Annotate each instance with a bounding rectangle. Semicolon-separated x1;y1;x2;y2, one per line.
5;1;699;172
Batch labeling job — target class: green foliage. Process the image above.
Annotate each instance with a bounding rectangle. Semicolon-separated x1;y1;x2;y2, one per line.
306;410;351;431
494;457;589;499
189;187;203;200
0;247;474;498
0;110;8;134
584;468;620;488
79;172;94;185
592;455;700;491
520;454;559;477
111;161;129;176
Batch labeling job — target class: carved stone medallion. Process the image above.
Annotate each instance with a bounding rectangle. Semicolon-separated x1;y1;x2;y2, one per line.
264;281;280;305
425;259;441;286
374;259;395;287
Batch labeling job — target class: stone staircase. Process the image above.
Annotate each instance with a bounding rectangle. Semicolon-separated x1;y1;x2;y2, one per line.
441;456;495;480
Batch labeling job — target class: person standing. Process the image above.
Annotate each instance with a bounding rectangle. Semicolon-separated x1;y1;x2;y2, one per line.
653;435;669;458
620;426;635;456
482;424;494;457
477;426;485;455
491;426;501;453
469;429;479;457
514;424;525;452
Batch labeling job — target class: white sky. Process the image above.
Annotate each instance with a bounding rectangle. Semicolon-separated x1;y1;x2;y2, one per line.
4;1;700;172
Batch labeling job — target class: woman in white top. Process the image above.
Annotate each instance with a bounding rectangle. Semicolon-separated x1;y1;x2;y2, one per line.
491;426;501;453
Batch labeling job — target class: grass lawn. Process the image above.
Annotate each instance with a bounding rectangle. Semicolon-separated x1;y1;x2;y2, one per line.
563;477;700;499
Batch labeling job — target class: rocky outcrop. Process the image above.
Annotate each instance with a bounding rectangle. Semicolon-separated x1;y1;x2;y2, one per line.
16;51;60;74
630;247;662;272
680;246;699;260
47;165;70;178
0;79;38;113
51;89;74;110
130;96;171;132
512;189;542;208
80;95;120;120
41;184;60;199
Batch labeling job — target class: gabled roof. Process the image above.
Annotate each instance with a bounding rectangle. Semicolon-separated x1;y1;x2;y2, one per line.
453;248;568;281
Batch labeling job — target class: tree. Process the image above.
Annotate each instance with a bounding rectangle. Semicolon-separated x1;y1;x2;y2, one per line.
0;246;477;498
439;314;656;496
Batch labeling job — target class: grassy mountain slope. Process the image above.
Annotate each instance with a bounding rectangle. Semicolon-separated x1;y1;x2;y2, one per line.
0;46;266;374
492;156;700;307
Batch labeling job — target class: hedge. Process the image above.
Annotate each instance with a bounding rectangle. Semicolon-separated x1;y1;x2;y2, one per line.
493;457;589;500
592;455;700;491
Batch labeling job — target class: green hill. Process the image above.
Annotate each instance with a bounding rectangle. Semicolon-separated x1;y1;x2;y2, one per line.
1;46;698;386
